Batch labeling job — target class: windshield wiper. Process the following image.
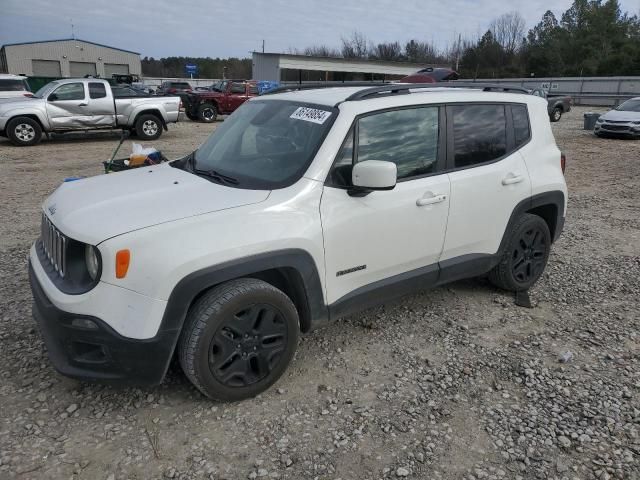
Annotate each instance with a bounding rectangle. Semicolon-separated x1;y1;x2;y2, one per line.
194;168;240;185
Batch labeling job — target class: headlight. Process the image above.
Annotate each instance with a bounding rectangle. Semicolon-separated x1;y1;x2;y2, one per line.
85;245;100;281
596;117;604;123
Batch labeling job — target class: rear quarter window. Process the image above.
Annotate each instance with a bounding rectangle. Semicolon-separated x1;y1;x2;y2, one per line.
511;105;531;148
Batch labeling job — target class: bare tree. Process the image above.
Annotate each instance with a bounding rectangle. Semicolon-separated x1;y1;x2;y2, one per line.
303;45;341;57
490;11;526;54
370;41;403;61
404;40;443;63
341;31;369;58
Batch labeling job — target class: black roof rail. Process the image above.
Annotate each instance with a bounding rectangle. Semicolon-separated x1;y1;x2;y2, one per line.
262;82;392;96
343;82;529;101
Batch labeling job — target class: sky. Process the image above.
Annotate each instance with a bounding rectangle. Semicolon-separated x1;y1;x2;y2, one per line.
1;0;639;59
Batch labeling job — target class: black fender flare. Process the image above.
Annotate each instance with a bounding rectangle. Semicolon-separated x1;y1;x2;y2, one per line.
498;191;566;254
158;248;328;337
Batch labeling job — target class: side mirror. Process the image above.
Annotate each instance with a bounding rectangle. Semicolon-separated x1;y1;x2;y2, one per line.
351;160;397;195
48;93;58;102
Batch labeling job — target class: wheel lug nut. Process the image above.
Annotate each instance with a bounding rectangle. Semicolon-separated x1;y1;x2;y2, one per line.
253;346;257;351
242;352;247;358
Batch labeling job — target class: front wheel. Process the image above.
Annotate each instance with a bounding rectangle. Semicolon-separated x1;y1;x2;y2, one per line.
135;114;163;140
489;213;551;292
197;103;217;123
6;117;43;146
550;107;562;122
178;278;299;401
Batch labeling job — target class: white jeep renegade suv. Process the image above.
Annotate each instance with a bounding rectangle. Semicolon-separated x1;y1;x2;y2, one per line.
29;83;567;401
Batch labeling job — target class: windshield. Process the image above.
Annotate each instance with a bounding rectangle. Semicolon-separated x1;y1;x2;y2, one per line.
33;81;59;99
192;100;336;189
616;99;640;112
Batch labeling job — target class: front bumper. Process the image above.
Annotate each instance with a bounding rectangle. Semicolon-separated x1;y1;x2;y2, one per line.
595;122;640;137
29;261;177;386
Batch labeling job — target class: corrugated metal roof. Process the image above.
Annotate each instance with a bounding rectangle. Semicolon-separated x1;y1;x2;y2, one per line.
0;38;139;55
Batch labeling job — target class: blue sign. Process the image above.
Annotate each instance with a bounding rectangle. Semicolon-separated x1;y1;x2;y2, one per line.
185;63;198;76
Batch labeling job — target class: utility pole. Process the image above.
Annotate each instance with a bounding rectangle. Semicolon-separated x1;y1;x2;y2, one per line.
71;19;75;39
262;40;265;53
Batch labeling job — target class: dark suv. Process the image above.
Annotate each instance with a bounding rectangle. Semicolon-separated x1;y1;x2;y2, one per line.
156;81;193;96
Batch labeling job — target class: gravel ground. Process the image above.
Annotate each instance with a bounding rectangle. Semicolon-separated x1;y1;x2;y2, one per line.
0;108;638;480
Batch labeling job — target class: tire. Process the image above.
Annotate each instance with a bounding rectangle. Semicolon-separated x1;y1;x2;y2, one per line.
6;117;43;146
550;107;562;122
134;114;162;140
178;278;299;401
197;103;217;123
489;213;551;292
185;112;199;121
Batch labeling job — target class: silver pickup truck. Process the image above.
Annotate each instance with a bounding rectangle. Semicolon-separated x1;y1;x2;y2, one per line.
0;78;180;146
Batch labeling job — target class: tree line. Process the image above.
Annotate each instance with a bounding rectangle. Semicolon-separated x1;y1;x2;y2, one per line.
142;0;639;80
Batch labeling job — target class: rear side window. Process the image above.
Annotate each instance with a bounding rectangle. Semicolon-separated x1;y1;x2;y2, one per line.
89;82;106;99
512;105;531;148
0;79;28;91
451;104;507;167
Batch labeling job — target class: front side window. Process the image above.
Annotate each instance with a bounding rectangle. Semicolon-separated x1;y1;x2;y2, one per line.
452;104;507;167
192;100;335;189
89;82;106;99
50;83;85;101
357;107;439;180
512;105;531;148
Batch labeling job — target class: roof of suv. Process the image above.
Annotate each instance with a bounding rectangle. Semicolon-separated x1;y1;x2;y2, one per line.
261;83;533;107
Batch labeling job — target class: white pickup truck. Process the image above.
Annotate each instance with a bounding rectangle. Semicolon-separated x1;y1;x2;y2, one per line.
0;78;181;146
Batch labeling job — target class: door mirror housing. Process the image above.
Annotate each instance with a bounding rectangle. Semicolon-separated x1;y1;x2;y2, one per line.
351;160;397;195
48;93;58;102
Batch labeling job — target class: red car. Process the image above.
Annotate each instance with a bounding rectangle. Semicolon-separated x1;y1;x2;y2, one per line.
184;80;258;122
400;67;459;83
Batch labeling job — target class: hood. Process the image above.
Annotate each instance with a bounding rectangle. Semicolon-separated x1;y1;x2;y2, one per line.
600;109;640;122
43;163;270;245
0;96;41;111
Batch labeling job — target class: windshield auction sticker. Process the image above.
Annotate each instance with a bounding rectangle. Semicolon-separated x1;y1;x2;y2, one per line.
290;107;332;124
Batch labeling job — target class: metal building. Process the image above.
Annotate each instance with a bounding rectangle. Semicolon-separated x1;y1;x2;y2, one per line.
0;39;141;78
252;52;434;82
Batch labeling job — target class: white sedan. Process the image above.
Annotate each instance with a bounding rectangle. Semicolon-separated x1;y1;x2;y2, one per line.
595;97;640;139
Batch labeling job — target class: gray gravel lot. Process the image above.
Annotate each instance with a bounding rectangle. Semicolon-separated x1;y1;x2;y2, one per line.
0;108;638;480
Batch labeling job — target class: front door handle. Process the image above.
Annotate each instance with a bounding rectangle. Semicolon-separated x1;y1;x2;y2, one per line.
416;194;447;206
502;174;524;185
78;103;88;107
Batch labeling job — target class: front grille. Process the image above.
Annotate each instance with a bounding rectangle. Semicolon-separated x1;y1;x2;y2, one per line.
603;124;630;131
40;213;67;278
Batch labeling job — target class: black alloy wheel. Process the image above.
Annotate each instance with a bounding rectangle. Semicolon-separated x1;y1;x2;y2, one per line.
209;303;288;387
488;213;551;291
510;225;548;284
179;278;299;401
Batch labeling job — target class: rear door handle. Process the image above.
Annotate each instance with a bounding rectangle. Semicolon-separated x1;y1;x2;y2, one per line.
502;174;524;185
416;194;447;206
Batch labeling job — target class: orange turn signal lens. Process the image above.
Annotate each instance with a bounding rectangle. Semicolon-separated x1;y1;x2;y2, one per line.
115;249;130;279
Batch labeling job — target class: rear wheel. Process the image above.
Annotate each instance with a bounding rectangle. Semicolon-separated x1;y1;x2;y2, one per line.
550;107;562;122
179;278;299;401
135;114;162;140
197;103;218;123
489;213;551;292
6;117;42;146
